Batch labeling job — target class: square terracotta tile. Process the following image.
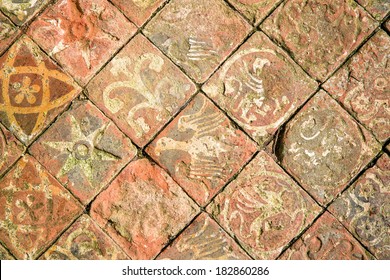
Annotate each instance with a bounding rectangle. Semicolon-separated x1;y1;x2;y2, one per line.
261;0;377;81
87;34;196;147
203;32;318;145
0;155;83;259
40;214;128;260
157;213;250;260
0;35;81;145
111;0;166;27
276;90;381;205
279;212;373;259
0;0;48;26
0;12;20;55
356;0;390;20
143;0;251;83
90;159;199;260
0;244;14;260
30;100;137;205
226;0;283;25
28;0;137;85
323;30;390;143
0;123;25;177
207;151;321;259
329;154;389;259
146;93;257;206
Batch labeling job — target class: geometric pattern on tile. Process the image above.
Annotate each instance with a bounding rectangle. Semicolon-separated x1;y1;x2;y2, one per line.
226;0;284;25
87;34;196;147
28;0;137;85
0;155;82;259
0;0;48;26
279;212;373;259
0;35;81;145
356;0;390;20
203;32;318;145
207;151;321;259
41;215;128;260
0;12;20;55
0;122;25;177
110;0;166;27
261;0;377;81
329;154;389;259
323;30;390;142
91;159;199;260
276;90;381;205
157;213;250;260
144;0;251;83
146;93;257;206
29;101;137;205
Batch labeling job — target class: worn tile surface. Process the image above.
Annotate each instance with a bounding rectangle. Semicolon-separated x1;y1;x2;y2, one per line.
158;213;250;260
144;0;251;83
28;0;137;85
280;212;373;259
275;90;381;205
30;100;137;205
0;0;389;260
323;30;390;143
208;151;321;259
87;34;196;147
329;154;389;259
261;0;377;81
147;94;257;206
203;31;317;145
0;155;82;259
0;35;81;145
41;214;128;260
91;159;199;260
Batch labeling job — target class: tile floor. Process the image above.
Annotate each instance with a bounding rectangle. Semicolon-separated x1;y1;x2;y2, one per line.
0;0;388;260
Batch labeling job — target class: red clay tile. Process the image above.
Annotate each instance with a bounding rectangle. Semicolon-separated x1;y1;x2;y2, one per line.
90;159;199;260
261;0;377;81
28;0;137;85
0;12;20;55
0;35;81;145
157;213;250;260
30;100;137;205
208;151;321;259
0;244;14;260
87;34;196;147
111;0;166;27
323;30;390;142
203;32;317;145
146;93;257;206
0;155;83;259
356;0;390;20
227;0;283;24
279;212;373;259
276;90;381;205
0;123;25;177
329;154;389;259
41;214;128;260
0;0;48;26
144;0;251;83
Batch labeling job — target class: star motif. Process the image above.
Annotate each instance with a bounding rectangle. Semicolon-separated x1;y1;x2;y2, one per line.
44;116;118;184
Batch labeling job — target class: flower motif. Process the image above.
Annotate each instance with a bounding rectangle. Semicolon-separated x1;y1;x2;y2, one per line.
13;76;41;104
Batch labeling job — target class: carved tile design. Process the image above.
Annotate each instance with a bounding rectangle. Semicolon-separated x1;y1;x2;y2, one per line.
91;159;199;260
329;154;389;259
146;94;257;206
208;151;321;259
203;32;317;145
87;34;196;147
0;155;82;259
275;90;381;205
